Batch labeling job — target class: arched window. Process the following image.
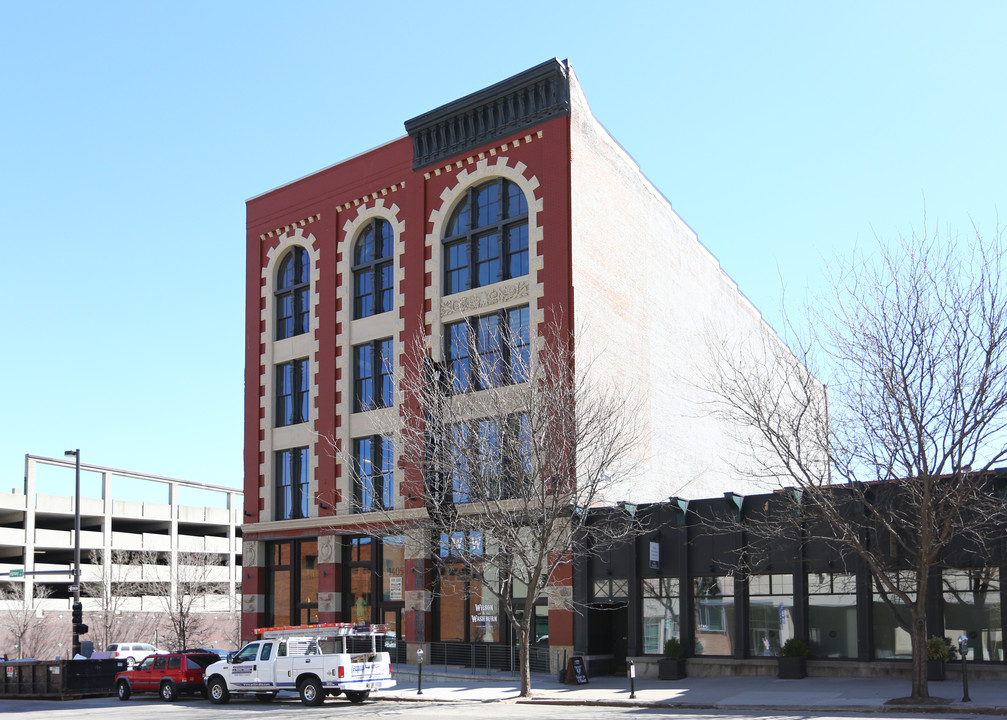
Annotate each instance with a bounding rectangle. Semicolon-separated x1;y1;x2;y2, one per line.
353;219;394;319
275;247;310;340
443;178;528;295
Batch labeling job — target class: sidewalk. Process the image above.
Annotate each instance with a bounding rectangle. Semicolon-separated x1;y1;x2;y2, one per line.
384;667;1007;714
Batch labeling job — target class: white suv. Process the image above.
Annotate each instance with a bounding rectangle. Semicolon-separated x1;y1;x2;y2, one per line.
107;642;162;668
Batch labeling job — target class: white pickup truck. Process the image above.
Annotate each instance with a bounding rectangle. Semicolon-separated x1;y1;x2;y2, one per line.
203;622;396;705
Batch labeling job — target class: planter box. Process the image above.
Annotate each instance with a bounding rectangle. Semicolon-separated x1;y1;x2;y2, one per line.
777;656;807;679
928;660;945;681
658;658;686;680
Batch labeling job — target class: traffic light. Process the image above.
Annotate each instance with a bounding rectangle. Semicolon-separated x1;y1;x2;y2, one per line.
71;601;88;636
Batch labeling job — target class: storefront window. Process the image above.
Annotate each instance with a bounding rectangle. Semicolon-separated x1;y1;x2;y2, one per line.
350;566;372;624
692;575;734;656
872;571;915;659
350;537;373;562
347;537;374;625
808;572;857;658
943;568;1003;661
299;540;318;624
748;574;795;656
267;540;318;627
438;568;467;641
382;536;405;602
533;604;549;645
271;569;291;627
642;577;680;654
469;579;500;643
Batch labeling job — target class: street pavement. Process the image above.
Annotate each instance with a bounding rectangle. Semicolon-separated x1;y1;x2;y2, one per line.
386;667;1007;715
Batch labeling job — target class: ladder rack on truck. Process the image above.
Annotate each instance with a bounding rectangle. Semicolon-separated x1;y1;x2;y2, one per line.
255;622;389;639
203;622;395;706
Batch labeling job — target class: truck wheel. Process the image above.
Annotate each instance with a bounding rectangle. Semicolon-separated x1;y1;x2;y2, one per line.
116;680;131;701
299;676;324;706
208;677;230;705
160;681;178;702
345;690;370;703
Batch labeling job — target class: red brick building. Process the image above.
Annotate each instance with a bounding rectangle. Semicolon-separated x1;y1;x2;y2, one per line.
241;59;790;666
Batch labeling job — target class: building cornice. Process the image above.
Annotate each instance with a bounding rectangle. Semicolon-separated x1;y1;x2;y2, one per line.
405;58;570;171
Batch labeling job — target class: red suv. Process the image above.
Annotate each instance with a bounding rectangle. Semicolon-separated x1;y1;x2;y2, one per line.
115;651;220;701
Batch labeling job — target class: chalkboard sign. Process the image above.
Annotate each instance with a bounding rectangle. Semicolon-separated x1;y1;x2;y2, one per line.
566;656;588;685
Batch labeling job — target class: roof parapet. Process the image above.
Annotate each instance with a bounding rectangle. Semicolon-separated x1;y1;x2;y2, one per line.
404;58;571;171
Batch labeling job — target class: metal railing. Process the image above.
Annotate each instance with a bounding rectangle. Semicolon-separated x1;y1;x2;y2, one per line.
393;641;550;677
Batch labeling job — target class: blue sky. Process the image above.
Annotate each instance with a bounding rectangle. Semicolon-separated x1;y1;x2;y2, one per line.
3;1;1006;493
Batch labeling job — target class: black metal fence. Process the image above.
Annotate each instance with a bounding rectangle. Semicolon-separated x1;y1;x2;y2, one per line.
422;642;550;675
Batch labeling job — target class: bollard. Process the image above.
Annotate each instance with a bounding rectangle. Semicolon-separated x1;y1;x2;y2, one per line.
628;658;636;699
417;647;424;696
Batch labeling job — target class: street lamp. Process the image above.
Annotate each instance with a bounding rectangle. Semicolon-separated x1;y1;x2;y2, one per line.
64;449;84;657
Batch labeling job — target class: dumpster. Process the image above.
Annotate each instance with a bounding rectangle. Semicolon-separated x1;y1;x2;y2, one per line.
0;659;125;699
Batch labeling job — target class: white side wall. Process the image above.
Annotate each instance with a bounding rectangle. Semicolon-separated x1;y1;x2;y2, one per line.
568;70;796;502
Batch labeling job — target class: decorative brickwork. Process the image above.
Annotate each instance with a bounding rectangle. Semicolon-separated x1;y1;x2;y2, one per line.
336;200;406;515
336;183;406;212
260;213;321;241
258;228;321;522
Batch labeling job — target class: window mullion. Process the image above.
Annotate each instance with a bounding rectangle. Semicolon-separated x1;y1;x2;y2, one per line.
374;436;381;511
500;309;511;385
468;234;477;292
467;187;477;291
292;450;301;519
375;340;383;408
468;318;479;391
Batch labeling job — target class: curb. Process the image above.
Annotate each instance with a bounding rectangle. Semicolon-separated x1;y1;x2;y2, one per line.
381;694;1007;715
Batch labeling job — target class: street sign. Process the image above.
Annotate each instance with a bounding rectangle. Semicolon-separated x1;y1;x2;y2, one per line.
9;569;23;578
68;585;79;593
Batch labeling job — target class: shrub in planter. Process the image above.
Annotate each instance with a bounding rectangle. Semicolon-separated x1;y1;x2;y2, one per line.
658;637;686;680
779;638;809;657
777;638;808;679
927;635;951;681
663;638;684;659
927;636;953;661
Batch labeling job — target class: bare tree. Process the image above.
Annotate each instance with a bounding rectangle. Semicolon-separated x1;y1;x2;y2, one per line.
138;550;226;651
220;597;243;652
0;582;53;660
82;548;144;650
703;220;1007;700
329;319;645;697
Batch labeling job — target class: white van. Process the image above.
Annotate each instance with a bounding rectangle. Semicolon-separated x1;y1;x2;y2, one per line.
107;642;163;668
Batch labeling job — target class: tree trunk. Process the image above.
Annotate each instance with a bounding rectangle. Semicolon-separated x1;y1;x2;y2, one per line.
518;619;531;697
910;614;929;699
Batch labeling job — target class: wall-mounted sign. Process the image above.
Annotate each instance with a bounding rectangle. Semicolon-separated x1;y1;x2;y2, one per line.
471;603;498;623
389;576;403;601
649;542;660;570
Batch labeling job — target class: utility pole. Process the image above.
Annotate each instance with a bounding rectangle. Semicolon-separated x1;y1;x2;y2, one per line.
64;449;87;657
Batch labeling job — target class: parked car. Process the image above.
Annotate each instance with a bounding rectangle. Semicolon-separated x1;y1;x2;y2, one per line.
115;650;221;701
107;642;162;669
181;647;231;660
